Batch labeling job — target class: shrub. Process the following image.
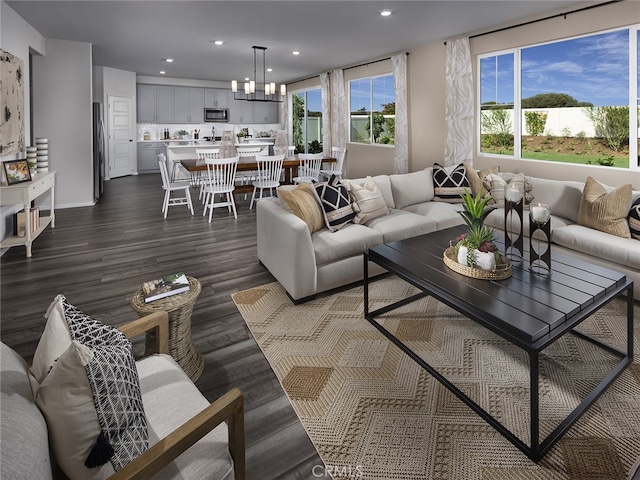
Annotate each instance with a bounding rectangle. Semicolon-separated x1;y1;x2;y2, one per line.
584;106;629;152
524;111;547;136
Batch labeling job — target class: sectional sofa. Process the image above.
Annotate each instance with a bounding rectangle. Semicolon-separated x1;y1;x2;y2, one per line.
256;167;640;303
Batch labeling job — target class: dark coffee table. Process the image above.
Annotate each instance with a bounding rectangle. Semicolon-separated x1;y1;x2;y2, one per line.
363;226;634;461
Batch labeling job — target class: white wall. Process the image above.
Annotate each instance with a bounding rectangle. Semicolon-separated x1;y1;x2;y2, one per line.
0;1;45;243
32;38;94;207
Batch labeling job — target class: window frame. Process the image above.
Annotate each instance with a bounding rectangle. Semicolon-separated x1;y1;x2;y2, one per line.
348;73;396;147
477;25;639;171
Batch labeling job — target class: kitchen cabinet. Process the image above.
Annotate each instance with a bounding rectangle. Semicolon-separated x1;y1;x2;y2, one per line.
204;88;228;108
174;87;204;124
137;142;165;173
229;96;254;124
156;86;174;123
137;85;156;123
253;101;279;123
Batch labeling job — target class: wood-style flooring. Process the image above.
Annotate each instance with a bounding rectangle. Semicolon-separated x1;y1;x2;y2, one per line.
0;173;325;479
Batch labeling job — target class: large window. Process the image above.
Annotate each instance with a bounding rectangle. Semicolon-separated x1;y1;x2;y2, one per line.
292;88;322;154
479;26;639;170
349;74;395;145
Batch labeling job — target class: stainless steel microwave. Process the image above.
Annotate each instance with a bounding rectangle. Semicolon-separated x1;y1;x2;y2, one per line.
204;108;229;122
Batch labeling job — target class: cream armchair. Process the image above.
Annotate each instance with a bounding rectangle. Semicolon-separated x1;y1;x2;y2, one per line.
0;311;245;480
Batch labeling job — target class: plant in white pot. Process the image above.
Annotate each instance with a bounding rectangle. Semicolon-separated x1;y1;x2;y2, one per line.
454;190;500;270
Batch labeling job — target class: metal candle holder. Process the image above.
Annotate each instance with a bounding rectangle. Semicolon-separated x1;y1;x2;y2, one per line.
504;184;524;262
529;203;552;275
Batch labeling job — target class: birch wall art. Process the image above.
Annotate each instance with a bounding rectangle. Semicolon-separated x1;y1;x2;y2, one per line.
0;49;25;157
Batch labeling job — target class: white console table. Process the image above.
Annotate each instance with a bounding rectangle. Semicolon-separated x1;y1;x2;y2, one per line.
0;171;56;258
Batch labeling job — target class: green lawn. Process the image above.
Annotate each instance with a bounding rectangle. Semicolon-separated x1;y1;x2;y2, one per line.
521;151;629;168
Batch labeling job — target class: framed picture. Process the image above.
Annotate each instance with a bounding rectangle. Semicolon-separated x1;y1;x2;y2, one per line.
3;159;32;185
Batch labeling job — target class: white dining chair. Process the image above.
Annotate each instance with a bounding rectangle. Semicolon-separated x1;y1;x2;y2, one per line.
320;146;347;180
236;146;264;198
202;156;239;222
196;148;220;202
293;153;324;184
157;153;194;218
250;154;285;209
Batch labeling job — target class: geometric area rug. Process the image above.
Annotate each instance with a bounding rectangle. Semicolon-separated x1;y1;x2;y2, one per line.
232;277;640;480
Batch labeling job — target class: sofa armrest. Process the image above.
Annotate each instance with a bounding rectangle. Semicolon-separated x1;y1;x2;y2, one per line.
257;198;318;300
118;311;169;355
109;387;245;480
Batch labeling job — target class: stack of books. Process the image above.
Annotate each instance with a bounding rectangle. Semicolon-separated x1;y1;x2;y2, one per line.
13;208;40;237
142;272;190;303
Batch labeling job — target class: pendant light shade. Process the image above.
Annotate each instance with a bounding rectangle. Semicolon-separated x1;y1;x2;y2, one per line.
231;46;286;103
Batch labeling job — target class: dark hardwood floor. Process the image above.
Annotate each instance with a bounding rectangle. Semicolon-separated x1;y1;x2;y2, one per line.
0;173;325;479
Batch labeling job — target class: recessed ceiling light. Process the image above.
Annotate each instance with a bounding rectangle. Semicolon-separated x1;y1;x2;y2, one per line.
292;51;300;55
267;68;273;72
165;58;174;63
160;71;166;74
214;40;224;45
380;9;392;16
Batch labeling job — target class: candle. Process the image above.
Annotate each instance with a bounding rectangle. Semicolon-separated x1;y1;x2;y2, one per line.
505;184;523;203
530;203;550;223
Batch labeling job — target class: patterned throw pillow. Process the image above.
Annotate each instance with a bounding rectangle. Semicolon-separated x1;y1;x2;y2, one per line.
346;176;389;224
628;197;640;240
485;172;535;208
432;163;470;203
578;176;632;238
278;183;325;233
30;295;148;479
463;163;499;198
314;175;356;231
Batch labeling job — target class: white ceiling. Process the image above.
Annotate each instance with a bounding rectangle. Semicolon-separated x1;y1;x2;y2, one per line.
7;0;590;85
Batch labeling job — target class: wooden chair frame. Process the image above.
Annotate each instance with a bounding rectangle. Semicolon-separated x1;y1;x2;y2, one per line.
111;311;245;480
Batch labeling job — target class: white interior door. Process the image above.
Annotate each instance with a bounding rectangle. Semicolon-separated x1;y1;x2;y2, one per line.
108;95;136;178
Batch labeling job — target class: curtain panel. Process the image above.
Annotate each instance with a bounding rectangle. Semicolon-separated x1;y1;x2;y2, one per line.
444;37;474;167
330;69;346;150
391;53;408;174
279;96;289;144
320;73;332;154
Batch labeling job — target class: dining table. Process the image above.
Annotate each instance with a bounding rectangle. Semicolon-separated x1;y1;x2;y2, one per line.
180;156;336;195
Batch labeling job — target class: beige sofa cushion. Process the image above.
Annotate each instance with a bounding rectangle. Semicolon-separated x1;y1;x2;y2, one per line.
578;176;632;238
136;354;234;480
552;224;640;269
526;177;584;222
366;209;437;243
389;168;434;209
346;176;389;224
313;223;384;266
402;201;465;230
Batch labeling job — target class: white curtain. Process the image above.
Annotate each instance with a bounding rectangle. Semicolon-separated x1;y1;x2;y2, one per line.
320;72;331;154
279;92;289;144
444;37;474;167
391;53;408;173
330;69;346;150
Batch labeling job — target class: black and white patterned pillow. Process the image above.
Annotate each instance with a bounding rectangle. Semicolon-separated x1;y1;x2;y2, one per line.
432;163;470;203
61;297;148;470
314;175;356;231
629;197;640;240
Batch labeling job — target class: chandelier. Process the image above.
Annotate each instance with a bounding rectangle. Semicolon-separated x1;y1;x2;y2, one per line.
231;46;286;103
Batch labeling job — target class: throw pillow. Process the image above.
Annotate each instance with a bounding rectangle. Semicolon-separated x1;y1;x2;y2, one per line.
463;163;499;198
629;197;640;240
432;163;470;203
389;168;434;209
578;176;632;238
30;295;148;480
278;183;325;233
485;172;535;208
313;175;356;231
347;176;389;224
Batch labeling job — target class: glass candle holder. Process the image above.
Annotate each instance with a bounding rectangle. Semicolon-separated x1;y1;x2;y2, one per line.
504;184;524;262
529;203;551;275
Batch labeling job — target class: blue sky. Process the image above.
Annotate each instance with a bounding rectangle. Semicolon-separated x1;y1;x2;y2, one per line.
481;29;632;107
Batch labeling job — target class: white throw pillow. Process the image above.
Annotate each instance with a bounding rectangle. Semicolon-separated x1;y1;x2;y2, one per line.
346;176;389;224
29;295;148;480
389;168;434;209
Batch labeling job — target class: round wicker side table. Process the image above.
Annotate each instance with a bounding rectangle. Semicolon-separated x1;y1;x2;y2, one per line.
130;275;204;382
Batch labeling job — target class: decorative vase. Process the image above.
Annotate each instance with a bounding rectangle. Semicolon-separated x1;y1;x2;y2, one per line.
457;246;496;271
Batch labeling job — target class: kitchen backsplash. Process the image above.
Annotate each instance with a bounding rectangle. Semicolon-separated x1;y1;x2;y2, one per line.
137;123;281;140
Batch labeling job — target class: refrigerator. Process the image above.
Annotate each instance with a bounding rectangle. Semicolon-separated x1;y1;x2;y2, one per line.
92;102;105;202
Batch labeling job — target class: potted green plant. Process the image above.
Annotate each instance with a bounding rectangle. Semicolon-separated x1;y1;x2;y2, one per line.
236;131;246;143
454;190;499;270
177;129;189;140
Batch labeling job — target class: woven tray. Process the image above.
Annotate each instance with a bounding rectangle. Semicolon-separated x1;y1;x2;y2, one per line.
443;246;512;280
